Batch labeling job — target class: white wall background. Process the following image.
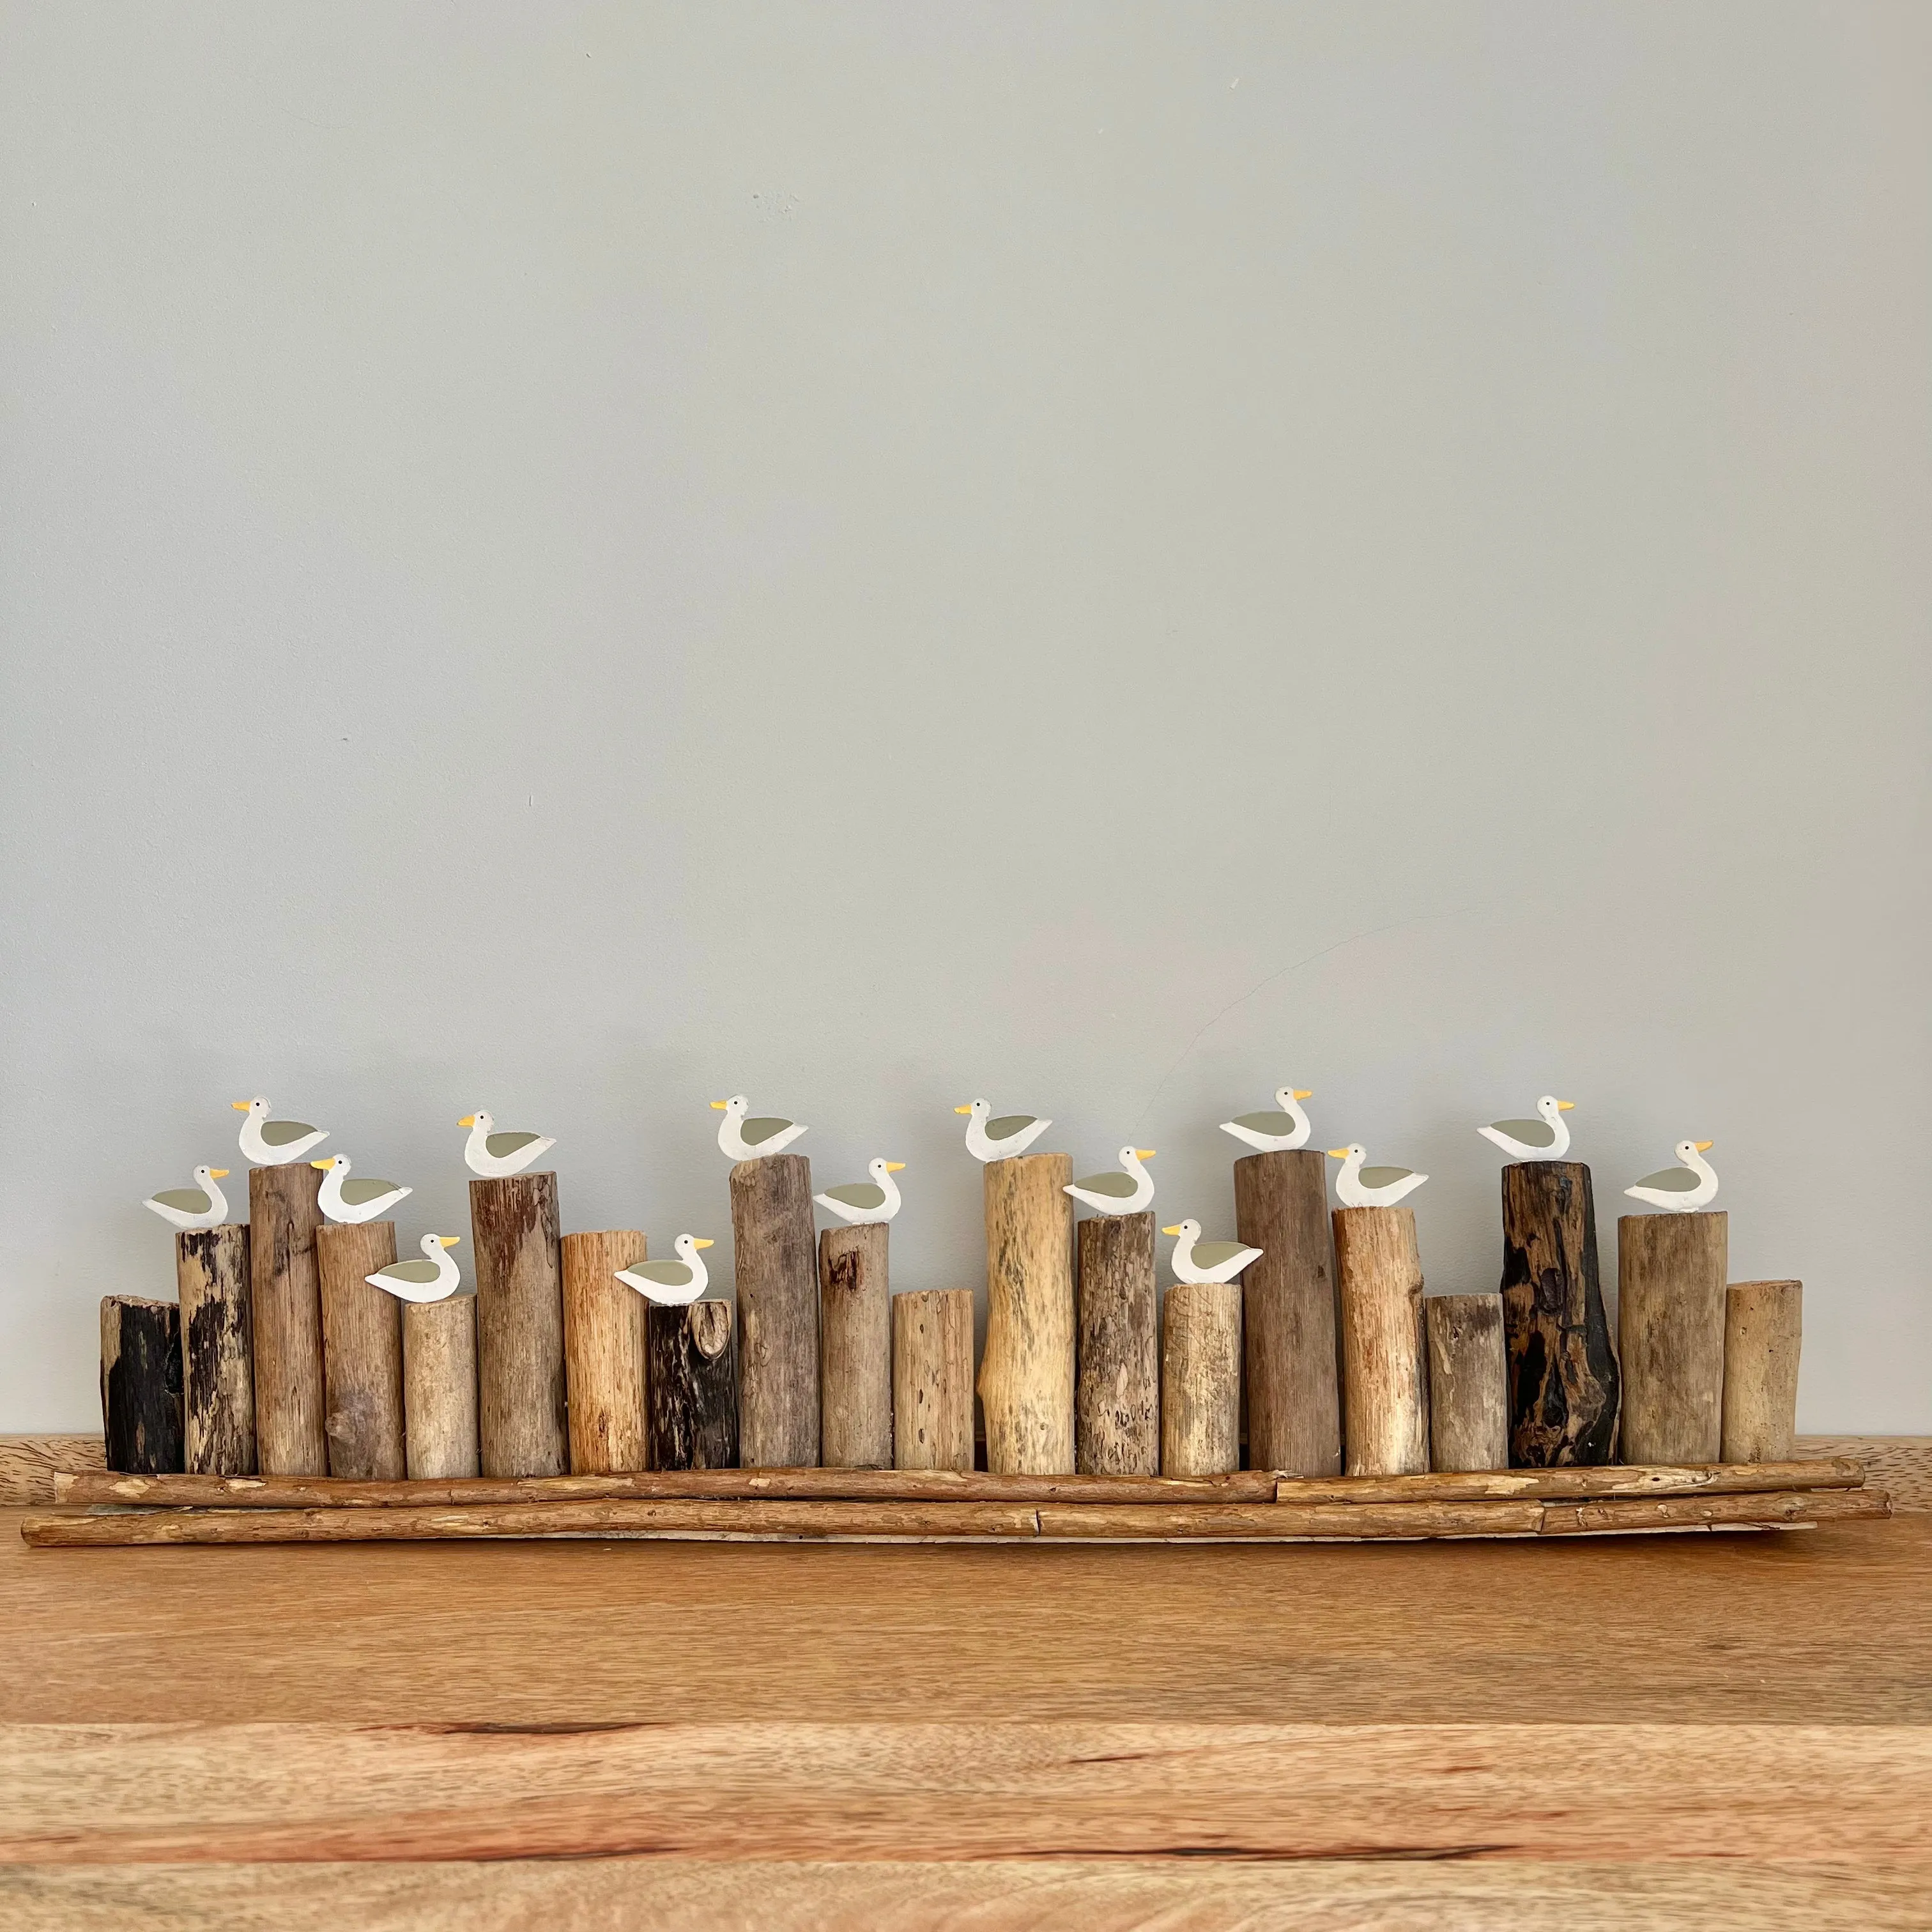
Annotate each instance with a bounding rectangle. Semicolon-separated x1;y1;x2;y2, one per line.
2;1;1926;1432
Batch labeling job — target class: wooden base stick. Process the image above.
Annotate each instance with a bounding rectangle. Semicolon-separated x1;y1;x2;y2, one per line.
819;1225;891;1469
892;1289;975;1472
175;1225;254;1476
562;1231;648;1475
1075;1213;1158;1476
317;1222;405;1481
1499;1162;1620;1466
1425;1294;1507;1473
1618;1212;1728;1465
731;1154;820;1468
249;1163;327;1475
403;1296;479;1480
1722;1280;1802;1464
1334;1207;1429;1477
1161;1282;1242;1477
470;1172;567;1478
100;1297;183;1475
647;1301;738;1471
978;1153;1075;1475
1234;1150;1341;1476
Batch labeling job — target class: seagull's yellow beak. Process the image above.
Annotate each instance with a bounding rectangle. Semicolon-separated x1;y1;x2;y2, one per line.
710;1100;729;1111
1135;1149;1156;1160
954;1104;973;1115
231;1101;250;1112
1694;1140;1713;1153
310;1158;335;1170
209;1169;229;1179
1326;1147;1349;1159
693;1238;714;1250
438;1236;461;1248
457;1115;475;1128
1161;1224;1183;1237
1558;1100;1576;1112
1294;1089;1313;1101
885;1162;906;1173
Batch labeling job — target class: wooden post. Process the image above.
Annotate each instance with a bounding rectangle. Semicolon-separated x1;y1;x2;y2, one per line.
1160;1282;1242;1477
1722;1279;1802;1464
1425;1294;1508;1473
977;1152;1075;1474
1075;1213;1158;1475
819;1225;892;1469
562;1230;648;1474
100;1297;183;1475
1233;1150;1341;1476
1498;1162;1620;1466
731;1154;820;1468
893;1289;975;1473
470;1172;567;1478
175;1225;254;1475
249;1163;327;1475
1618;1212;1728;1465
403;1296;479;1480
1334;1206;1429;1477
317;1222;406;1481
647;1301;738;1470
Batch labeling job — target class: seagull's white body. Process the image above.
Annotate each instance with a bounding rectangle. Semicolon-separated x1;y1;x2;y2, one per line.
957;1099;1052;1163
1219;1088;1314;1153
1625;1140;1719;1213
312;1155;412;1225
1328;1145;1429;1208
1065;1147;1156;1216
234;1098;328;1167
1163;1217;1263;1285
460;1112;555;1177
143;1165;230;1231
714;1095;808;1162
815;1160;905;1225
366;1234;463;1304
1478;1096;1575;1162
617;1234;714;1305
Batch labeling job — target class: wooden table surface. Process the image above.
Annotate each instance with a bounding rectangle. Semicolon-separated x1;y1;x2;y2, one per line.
4;1440;1930;1929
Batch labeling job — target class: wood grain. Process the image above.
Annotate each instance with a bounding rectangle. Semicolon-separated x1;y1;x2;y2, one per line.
1074;1213;1158;1475
731;1154;820;1469
1426;1293;1508;1472
402;1296;479;1480
98;1298;182;1475
561;1230;648;1474
819;1224;891;1469
1160;1280;1241;1476
1334;1206;1429;1476
647;1301;738;1471
470;1172;567;1478
316;1221;404;1481
1724;1280;1802;1464
249;1163;327;1475
979;1153;1075;1474
1620;1211;1728;1465
174;1225;254;1476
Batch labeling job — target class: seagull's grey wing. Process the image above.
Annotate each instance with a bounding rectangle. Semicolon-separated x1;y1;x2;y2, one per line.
1490;1117;1554;1147
1190;1241;1254;1271
261;1119;318;1146
822;1183;885;1211
1232;1111;1295;1135
1073;1170;1139;1198
627;1260;695;1287
985;1114;1038;1142
380;1259;443;1285
339;1177;402;1206
1358;1166;1414;1189
484;1131;543;1157
1634;1165;1702;1192
151;1188;211;1213
740;1116;793;1147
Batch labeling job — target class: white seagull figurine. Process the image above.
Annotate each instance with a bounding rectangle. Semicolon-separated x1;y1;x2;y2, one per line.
617;1234;715;1305
712;1095;808;1162
311;1154;413;1225
1625;1140;1718;1212
1163;1218;1263;1285
233;1098;328;1167
365;1233;463;1303
1220;1088;1314;1153
1327;1144;1429;1208
956;1098;1052;1163
815;1159;906;1225
142;1165;230;1232
1066;1147;1156;1216
459;1111;555;1177
1478;1096;1575;1161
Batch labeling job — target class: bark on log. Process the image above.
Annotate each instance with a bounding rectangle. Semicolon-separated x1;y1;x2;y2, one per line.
470;1172;567;1478
731;1155;820;1468
1334;1206;1429;1477
1234;1150;1341;1476
1722;1279;1802;1464
317;1221;406;1481
562;1230;648;1474
100;1296;183;1475
1160;1282;1243;1477
1498;1161;1620;1466
1425;1294;1508;1473
1075;1213;1158;1476
819;1225;892;1469
892;1289;976;1473
1618;1211;1728;1465
647;1301;739;1471
978;1153;1075;1475
403;1295;479;1480
249;1163;327;1475
175;1225;254;1476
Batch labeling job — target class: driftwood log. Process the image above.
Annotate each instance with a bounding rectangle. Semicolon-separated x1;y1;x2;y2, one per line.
1160;1281;1242;1477
1334;1206;1429;1477
1425;1294;1508;1473
1075;1213;1158;1476
979;1152;1075;1474
174;1225;254;1476
818;1224;891;1469
100;1296;183;1475
470;1172;567;1478
731;1154;820;1468
892;1288;975;1473
561;1230;648;1474
647;1301;738;1471
403;1294;479;1480
1618;1211;1728;1465
1722;1279;1802;1463
249;1163;328;1475
317;1221;405;1481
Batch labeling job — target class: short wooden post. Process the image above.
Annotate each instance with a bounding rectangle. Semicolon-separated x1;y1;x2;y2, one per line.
731;1154;820;1468
647;1301;738;1470
977;1152;1075;1474
819;1225;892;1469
1499;1162;1620;1465
893;1289;975;1473
1334;1206;1429;1477
1425;1294;1508;1473
1234;1150;1341;1476
100;1296;183;1475
1618;1212;1728;1465
1160;1282;1242;1477
1722;1279;1802;1464
1075;1213;1158;1475
562;1230;648;1474
175;1225;254;1475
249;1163;328;1475
317;1222;406;1480
470;1172;567;1478
403;1296;479;1479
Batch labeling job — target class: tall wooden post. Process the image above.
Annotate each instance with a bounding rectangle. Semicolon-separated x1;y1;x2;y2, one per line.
317;1222;406;1480
471;1171;567;1478
1075;1213;1158;1476
1618;1212;1728;1465
1334;1206;1429;1477
893;1288;975;1473
1425;1294;1508;1473
978;1152;1075;1475
1160;1281;1242;1476
1498;1162;1619;1465
175;1225;254;1475
1722;1279;1802;1464
731;1154;820;1468
100;1297;183;1475
562;1230;649;1474
647;1301;739;1470
1234;1150;1341;1476
819;1225;892;1469
249;1163;327;1475
404;1296;479;1480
